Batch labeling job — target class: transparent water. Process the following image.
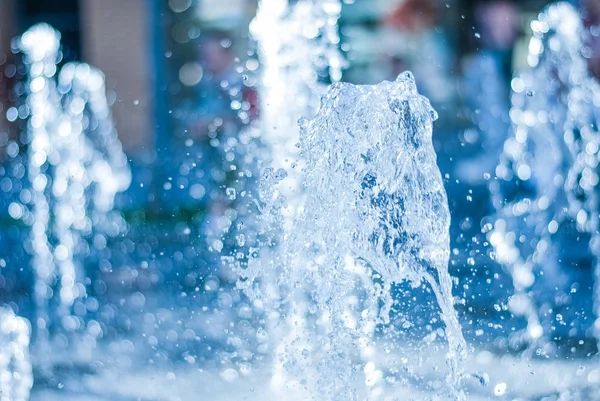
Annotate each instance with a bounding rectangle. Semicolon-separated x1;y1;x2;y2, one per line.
3;2;600;401
236;72;467;400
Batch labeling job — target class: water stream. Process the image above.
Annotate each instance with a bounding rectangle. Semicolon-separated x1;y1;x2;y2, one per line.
239;73;467;400
17;23;130;358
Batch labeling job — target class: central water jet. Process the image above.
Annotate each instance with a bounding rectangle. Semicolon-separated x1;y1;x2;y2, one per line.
241;72;467;401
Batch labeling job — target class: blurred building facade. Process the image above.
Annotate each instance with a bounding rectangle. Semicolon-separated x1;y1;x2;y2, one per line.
0;0;154;155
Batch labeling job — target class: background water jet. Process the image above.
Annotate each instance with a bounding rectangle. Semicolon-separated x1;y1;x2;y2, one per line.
489;2;600;351
17;23;130;363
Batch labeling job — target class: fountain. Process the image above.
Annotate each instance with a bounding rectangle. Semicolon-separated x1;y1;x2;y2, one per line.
15;23;130;357
6;2;600;401
488;2;600;349
235;72;468;400
228;1;468;399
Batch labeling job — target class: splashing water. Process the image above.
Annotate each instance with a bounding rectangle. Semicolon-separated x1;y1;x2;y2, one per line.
241;73;467;400
488;2;600;348
17;24;130;344
0;308;33;401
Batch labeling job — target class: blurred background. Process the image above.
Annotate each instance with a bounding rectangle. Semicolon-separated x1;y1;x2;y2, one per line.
0;0;597;395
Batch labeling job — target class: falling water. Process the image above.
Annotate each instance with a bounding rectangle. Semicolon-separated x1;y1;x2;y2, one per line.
488;2;600;349
16;24;130;346
239;73;467;400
